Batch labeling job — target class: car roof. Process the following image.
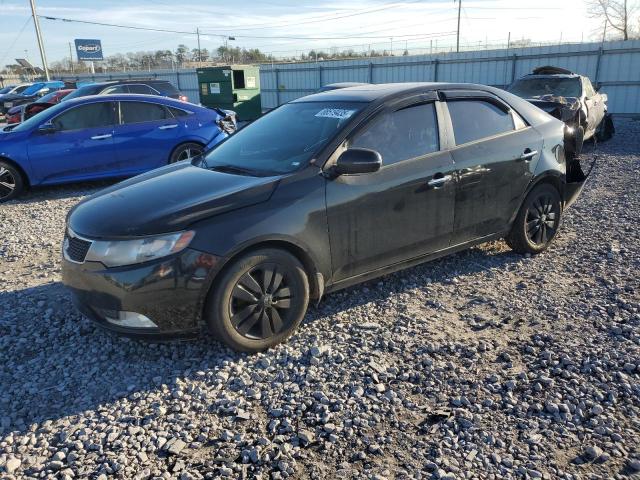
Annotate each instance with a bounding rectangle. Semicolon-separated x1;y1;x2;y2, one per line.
519;74;581;80
59;93;196;108
89;79;173;86
296;82;501;103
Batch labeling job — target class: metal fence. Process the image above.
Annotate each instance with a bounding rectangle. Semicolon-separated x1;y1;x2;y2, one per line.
260;39;640;116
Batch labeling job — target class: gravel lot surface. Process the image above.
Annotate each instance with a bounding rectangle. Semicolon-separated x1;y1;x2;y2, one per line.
1;120;639;480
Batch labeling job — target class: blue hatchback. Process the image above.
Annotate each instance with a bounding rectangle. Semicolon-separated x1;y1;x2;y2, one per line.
0;94;230;201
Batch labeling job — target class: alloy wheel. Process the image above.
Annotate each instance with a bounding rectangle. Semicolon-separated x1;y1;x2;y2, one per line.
0;167;16;200
175;146;203;162
525;194;559;246
229;263;294;340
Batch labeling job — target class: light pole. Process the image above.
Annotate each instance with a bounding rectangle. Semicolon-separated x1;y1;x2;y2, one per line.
455;0;462;53
29;0;50;80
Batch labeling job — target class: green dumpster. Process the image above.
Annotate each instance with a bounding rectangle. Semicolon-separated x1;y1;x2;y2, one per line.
196;65;261;121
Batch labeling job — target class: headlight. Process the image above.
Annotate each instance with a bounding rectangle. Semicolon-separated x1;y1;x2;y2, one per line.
85;231;195;267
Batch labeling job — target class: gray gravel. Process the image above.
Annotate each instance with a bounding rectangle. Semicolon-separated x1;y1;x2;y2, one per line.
1;120;639;479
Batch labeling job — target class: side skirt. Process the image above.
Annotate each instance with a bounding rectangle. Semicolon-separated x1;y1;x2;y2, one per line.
324;231;508;294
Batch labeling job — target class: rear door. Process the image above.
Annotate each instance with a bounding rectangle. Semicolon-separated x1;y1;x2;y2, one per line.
111;100;180;173
325;98;456;281
441;91;544;244
27;101;117;184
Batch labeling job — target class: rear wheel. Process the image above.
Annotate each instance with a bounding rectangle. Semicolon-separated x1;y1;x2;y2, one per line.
506;184;562;254
205;249;310;352
0;161;24;203
596;114;615;142
169;142;204;164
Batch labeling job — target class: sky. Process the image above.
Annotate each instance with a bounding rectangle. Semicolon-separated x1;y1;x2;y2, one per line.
0;0;606;68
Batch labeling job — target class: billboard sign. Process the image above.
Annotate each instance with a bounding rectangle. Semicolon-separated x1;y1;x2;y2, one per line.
74;39;104;61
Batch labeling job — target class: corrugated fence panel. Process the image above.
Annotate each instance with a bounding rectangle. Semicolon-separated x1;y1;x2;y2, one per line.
259;40;640;115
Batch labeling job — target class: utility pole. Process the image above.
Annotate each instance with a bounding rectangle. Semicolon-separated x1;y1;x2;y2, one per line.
29;0;50;80
68;42;74;74
196;28;202;66
455;0;462;53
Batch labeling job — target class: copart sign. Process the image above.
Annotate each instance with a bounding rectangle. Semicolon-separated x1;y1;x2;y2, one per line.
74;39;104;61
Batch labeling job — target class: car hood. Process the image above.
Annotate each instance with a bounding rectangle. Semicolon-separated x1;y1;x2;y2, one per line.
526;95;580;121
68;162;281;238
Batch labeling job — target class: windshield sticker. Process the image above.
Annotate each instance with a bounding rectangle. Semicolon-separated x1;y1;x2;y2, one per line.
315;108;355;119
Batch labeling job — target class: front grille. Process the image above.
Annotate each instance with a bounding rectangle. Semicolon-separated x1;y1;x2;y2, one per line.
66;235;92;263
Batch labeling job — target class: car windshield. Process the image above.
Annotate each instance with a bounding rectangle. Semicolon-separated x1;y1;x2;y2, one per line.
200;101;365;176
0;86;14;94
11;101;68;132
62;84;100;101
508;77;582;98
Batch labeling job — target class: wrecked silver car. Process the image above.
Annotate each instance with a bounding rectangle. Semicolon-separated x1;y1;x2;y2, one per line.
508;66;614;157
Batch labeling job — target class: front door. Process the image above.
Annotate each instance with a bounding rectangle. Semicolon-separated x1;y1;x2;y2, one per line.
111;100;180;174
325;101;456;281
442;93;544;244
27;101;116;184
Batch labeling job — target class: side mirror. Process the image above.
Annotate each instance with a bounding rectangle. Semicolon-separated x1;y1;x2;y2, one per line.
335;148;382;175
37;123;57;134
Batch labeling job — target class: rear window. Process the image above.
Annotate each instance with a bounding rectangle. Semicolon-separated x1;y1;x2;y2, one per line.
150;82;180;95
63;85;103;100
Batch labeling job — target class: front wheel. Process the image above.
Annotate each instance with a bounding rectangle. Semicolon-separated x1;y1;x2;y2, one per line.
0;161;25;203
169;142;204;164
205;249;310;352
506;184;562;254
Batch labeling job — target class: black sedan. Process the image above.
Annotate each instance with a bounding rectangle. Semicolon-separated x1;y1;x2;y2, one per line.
62;82;588;352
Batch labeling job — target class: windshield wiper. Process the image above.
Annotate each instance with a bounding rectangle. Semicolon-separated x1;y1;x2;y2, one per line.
209;164;263;176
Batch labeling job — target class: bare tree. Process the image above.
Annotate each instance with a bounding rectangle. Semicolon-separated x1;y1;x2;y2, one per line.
588;0;639;40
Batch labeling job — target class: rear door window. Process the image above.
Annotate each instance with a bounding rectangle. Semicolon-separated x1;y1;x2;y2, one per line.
127;84;155;95
101;85;128;94
52;102;114;131
167;106;191;117
119;101;170;124
152;82;179;96
351;103;439;166
447;100;515;145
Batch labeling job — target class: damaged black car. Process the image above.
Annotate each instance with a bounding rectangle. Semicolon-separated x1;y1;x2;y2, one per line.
508;66;614;157
62;83;590;352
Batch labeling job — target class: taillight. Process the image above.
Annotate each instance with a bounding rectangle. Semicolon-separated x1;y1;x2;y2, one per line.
179;95;188;102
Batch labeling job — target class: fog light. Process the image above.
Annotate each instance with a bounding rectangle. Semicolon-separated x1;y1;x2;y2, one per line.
97;309;158;328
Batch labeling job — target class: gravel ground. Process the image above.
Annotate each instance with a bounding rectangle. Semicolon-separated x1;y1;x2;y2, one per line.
1;120;639;480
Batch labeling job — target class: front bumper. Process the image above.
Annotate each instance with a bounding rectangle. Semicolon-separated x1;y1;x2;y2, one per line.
62;248;221;339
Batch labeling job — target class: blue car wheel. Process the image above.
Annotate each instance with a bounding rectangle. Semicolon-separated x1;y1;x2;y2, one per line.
0;161;24;202
169;142;204;164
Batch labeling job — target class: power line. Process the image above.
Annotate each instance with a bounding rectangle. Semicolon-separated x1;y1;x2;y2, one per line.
39;15;456;41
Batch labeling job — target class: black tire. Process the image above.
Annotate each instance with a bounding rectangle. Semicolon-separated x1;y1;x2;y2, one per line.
169;142;204;164
205;248;310;352
0;160;25;203
574;125;585;155
506;184;562;255
596;114;615;142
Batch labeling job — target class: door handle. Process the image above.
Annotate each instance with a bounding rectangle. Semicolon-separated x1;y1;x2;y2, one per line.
90;134;112;140
519;149;538;161
158;124;178;130
427;174;452;187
